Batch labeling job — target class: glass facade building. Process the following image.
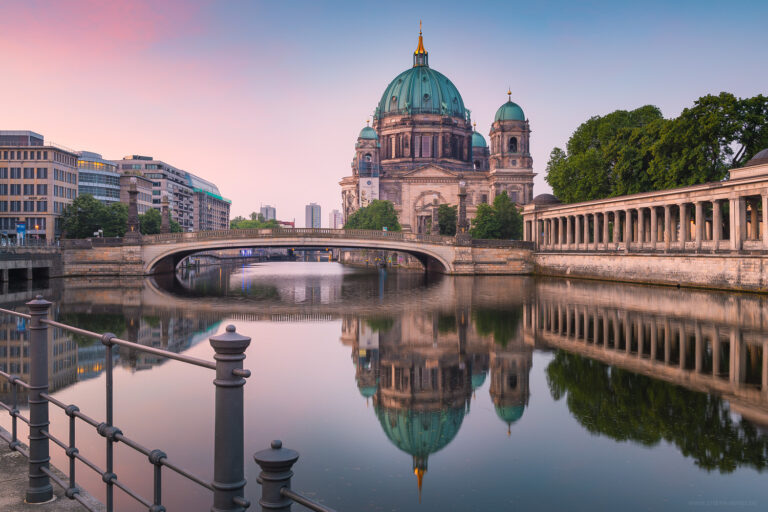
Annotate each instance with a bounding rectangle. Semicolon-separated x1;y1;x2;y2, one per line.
77;151;120;204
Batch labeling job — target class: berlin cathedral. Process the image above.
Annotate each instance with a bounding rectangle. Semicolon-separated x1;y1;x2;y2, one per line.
340;27;535;232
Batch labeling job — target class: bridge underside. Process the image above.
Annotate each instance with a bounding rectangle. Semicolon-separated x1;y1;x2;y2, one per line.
147;240;454;275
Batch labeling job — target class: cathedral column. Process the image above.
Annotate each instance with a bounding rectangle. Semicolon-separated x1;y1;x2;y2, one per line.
624;209;632;251
593;213;600;250
602;212;609;250
566;216;573;248
559;217;566;249
762;193;768;249
695;201;704;250
679;203;689;246
612;211;620;249
713;330;721;377
694;323;703;373
713;200;722;249
637;207;645;247
650;321;658;361
664;205;672;250
650;206;658;248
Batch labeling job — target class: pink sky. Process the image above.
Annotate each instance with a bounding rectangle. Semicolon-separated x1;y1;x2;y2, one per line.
1;0;766;225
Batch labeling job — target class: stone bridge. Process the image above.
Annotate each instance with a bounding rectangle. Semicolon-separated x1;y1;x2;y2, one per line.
60;228;533;276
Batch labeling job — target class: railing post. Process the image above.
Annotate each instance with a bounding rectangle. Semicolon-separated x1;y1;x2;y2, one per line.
26;295;53;503
209;325;251;512
253;440;299;511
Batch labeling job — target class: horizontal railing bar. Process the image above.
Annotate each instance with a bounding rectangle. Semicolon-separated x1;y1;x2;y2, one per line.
162;459;214;491
281;488;338;512
0;369;30;388
15;412;29;425
42;319;217;370
41;466;101;512
0;401;12;413
42;393;101;428
41;430;67;451
113;432;150;456
0;306;31;320
113;477;152;509
74;451;105;477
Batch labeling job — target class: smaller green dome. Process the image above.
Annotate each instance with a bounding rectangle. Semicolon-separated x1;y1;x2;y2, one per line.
359;385;378;398
359;125;378;140
494;101;525;122
471;131;487;148
471;372;487;389
495;404;525;424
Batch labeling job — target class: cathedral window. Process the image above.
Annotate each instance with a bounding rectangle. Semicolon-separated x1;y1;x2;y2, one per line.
508;137;518;153
421;135;431;158
414;135;421;157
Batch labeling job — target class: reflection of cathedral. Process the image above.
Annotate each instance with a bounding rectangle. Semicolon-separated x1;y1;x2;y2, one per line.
340;27;535;232
341;306;532;495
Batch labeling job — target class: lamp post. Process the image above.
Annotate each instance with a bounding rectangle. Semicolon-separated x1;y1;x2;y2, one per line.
456;178;471;244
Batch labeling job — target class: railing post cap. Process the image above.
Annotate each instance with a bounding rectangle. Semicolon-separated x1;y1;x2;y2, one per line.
209;324;251;354
26;295;52;310
253;440;299;471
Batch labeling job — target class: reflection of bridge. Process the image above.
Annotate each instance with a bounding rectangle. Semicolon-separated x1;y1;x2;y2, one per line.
524;279;768;425
61;228;533;276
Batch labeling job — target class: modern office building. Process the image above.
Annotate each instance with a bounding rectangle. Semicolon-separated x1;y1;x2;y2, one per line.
0;130;78;241
329;209;343;229
115;155;194;231
305;203;321;228
260;205;276;221
77;151;120;204
188;173;231;230
119;174;154;214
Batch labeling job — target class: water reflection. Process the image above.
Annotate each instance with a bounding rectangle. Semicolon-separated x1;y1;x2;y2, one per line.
1;264;768;509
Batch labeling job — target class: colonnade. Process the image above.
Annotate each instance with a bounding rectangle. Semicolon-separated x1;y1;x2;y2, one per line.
523;191;768;253
522;300;768;393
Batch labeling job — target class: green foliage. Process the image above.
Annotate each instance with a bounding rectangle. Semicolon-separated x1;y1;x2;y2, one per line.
546;351;768;472
472;307;522;346
139;208;162;235
230;213;280;230
62;195;128;238
546;94;768;203
437;204;457;236
170;220;183;233
365;316;395;333
344;200;401;231
436;312;457;333
58;313;126;346
470;192;523;239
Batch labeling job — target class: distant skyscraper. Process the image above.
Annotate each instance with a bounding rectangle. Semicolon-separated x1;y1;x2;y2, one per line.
305;203;321;228
329;209;343;229
260;205;276;221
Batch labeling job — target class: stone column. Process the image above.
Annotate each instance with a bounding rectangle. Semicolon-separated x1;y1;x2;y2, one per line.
713;330;721;376
565;307;572;337
663;320;671;364
624;209;632;251
559;217;565;248
574;309;581;339
679;203;688;245
694;323;703;373
650;207;658;248
712;200;722;249
624;318;632;353
694;201;704;250
650;322;658;361
593;213;600;250
602;212;609;250
750;198;759;240
612;212;620;249
762;193;768;249
663;205;671;250
679;325;687;369
593;313;600;344
730;328;745;383
730;197;746;251
637;208;645;247
603;315;610;348
612;313;620;349
574;216;581;246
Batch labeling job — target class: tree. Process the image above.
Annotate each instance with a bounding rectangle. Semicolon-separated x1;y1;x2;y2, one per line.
437;204;457;235
170;220;183;233
344;200;401;231
62;195;127;238
139;208;162;235
230;213;280;230
546;94;768;203
470;192;523;239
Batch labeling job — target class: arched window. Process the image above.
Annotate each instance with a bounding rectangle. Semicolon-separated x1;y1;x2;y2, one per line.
508;137;518;153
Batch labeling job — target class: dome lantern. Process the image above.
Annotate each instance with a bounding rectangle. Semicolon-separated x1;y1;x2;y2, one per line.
413;21;428;67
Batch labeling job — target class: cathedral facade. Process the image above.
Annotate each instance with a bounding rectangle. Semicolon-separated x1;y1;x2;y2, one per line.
340;29;535;233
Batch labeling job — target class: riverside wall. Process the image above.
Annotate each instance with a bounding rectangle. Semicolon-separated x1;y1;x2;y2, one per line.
534;252;768;292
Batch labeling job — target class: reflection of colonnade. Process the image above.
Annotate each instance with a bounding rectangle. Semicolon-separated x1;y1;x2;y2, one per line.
341;304;532;495
523;280;768;424
523;153;768;253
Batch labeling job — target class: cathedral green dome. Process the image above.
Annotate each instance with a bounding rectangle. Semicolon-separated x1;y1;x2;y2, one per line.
471;372;487;389
359;385;378;398
375;406;465;458
494;99;526;122
377;66;466;119
359;125;378;140
471;131;487;148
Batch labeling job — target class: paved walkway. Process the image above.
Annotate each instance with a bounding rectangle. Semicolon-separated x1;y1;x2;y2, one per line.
0;438;104;511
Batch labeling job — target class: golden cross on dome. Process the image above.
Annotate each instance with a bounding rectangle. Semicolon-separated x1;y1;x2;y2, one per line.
507;88;512;101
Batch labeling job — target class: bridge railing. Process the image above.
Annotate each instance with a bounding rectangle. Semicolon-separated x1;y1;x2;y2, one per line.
0;296;339;512
142;228;453;245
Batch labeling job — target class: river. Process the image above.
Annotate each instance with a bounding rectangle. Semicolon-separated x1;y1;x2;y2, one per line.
1;261;767;511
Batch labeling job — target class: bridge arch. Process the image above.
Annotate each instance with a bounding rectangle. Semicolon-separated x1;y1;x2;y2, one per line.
141;230;457;275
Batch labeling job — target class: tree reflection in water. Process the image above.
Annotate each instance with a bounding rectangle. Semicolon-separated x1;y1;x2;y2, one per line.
546;351;768;473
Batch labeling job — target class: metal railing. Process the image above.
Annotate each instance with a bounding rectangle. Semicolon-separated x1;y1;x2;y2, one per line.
0;296;340;511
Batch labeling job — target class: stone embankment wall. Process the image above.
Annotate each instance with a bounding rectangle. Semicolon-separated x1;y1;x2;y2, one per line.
535;252;768;292
340;249;424;271
61;239;144;277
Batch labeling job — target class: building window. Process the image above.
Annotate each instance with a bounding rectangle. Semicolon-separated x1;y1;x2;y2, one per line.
508;137;517;153
36;184;47;195
23;184;34;195
36;201;47;212
481;194;488;204
36;168;47;179
10;184;20;195
23;201;34;212
0;168;6;179
23;168;34;179
10;168;20;179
